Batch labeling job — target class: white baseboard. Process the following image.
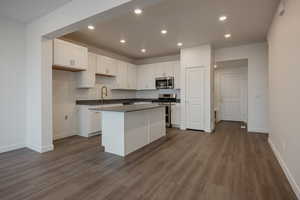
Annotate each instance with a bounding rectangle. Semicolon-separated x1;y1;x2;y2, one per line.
204;128;212;133
268;138;300;199
248;127;268;134
27;144;54;153
53;131;78;140
0;143;25;154
171;124;180;128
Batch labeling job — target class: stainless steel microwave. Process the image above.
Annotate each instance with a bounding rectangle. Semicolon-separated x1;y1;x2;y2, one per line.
155;77;174;89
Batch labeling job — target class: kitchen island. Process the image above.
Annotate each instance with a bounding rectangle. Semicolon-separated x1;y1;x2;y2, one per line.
90;104;166;157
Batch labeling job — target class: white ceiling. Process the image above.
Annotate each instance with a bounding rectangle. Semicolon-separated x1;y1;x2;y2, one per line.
64;0;279;59
0;0;71;23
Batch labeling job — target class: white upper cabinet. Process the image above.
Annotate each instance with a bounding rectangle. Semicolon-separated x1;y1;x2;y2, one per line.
76;52;97;88
115;60;128;89
127;64;137;90
137;64;156;90
114;61;137;90
137;61;179;90
53;39;88;71
155;62;174;77
96;55;117;76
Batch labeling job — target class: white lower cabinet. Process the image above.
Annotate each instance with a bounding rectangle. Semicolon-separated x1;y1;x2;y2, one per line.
102;107;166;156
171;103;181;127
78;106;102;137
78;104;122;137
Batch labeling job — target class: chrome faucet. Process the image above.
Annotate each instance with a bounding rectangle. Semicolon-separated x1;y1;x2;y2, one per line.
100;86;108;104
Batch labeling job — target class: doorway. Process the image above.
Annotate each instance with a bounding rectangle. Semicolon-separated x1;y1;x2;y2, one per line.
214;59;248;123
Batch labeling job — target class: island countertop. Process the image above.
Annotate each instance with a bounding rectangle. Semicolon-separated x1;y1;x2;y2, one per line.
89;104;165;113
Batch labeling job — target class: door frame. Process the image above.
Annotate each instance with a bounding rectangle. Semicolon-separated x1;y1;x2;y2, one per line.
214;65;248;123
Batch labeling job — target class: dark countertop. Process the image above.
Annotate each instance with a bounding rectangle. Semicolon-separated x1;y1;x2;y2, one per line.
89;104;165;113
76;98;180;105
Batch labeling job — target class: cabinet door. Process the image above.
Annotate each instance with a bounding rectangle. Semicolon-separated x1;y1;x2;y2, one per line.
157;62;174;77
137;64;155;90
53;39;72;67
116;61;128;89
72;44;88;70
88;111;102;134
165;62;175;77
137;66;146;90
96;55;105;74
171;103;181;126
153;63;163;77
76;52;96;88
53;39;88;70
127;64;137;89
101;56;117;76
145;65;155;89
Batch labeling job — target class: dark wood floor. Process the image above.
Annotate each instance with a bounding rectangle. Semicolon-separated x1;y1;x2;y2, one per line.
0;122;297;200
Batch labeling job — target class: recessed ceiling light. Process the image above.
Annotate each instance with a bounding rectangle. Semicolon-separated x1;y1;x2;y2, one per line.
141;49;146;53
120;39;126;44
219;15;227;21
88;25;95;30
161;29;168;34
224;33;231;38
177;42;183;47
134;8;143;15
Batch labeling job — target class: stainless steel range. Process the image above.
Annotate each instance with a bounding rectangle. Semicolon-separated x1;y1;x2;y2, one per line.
155;94;177;128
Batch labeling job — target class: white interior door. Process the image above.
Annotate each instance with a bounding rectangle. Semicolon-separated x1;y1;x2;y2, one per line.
185;67;205;130
218;67;247;122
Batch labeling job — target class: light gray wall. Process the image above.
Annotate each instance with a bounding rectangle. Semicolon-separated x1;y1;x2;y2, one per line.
215;43;269;133
268;0;300;198
0;17;26;153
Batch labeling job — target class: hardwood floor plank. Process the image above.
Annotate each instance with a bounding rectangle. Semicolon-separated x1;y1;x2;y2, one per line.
0;122;297;200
